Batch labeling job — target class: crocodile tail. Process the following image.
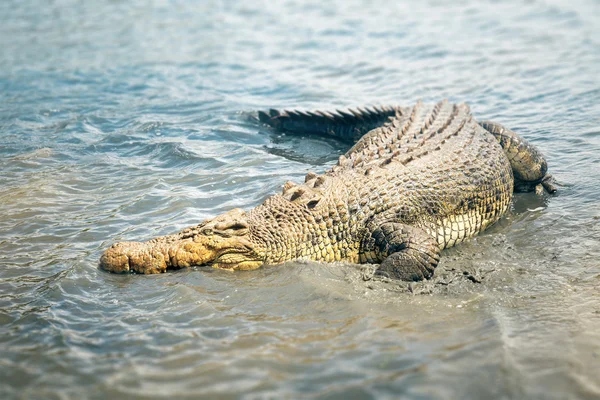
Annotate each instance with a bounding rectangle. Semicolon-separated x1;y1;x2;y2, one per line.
258;105;400;143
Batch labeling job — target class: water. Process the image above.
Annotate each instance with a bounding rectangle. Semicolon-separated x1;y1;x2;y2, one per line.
1;0;599;398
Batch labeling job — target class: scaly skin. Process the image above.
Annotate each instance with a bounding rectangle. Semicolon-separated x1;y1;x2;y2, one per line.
100;100;554;281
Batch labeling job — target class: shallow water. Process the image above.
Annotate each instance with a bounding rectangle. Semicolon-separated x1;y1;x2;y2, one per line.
1;0;600;398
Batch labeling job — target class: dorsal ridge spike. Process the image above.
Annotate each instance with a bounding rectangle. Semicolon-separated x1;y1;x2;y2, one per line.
381;157;393;167
402;155;414;165
283;181;296;193
352;155;364;167
314;176;327;187
337;154;349;167
349;108;365;120
305;172;317;182
318;110;336;121
337;109;356;120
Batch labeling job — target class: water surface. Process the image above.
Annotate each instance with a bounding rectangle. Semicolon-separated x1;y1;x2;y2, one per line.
1;0;600;398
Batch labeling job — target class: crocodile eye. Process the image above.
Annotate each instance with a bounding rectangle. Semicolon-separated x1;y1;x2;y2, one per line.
215;221;249;232
227;222;249;231
201;228;214;236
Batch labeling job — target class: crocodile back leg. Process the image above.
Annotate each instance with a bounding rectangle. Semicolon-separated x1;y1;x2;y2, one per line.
258;105;400;143
478;121;556;193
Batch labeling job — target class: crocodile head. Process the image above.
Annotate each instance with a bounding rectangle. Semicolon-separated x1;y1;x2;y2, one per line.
99;208;265;274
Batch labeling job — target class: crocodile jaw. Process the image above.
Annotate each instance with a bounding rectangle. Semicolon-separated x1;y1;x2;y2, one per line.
99;235;263;274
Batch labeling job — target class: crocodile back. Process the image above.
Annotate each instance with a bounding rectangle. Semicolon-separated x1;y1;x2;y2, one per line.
251;100;514;264
338;100;514;250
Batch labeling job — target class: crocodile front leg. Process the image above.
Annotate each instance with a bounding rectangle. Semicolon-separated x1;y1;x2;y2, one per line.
369;223;441;281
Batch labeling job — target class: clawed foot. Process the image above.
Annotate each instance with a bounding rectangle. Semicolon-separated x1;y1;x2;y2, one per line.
536;174;558;195
541;174;558;194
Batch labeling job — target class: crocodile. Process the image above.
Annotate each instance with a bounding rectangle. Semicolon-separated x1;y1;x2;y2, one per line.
99;100;556;281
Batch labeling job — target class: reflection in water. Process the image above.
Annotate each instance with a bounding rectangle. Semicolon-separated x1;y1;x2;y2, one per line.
1;0;600;398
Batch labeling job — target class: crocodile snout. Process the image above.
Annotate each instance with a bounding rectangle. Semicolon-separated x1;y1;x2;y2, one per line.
99;241;169;274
